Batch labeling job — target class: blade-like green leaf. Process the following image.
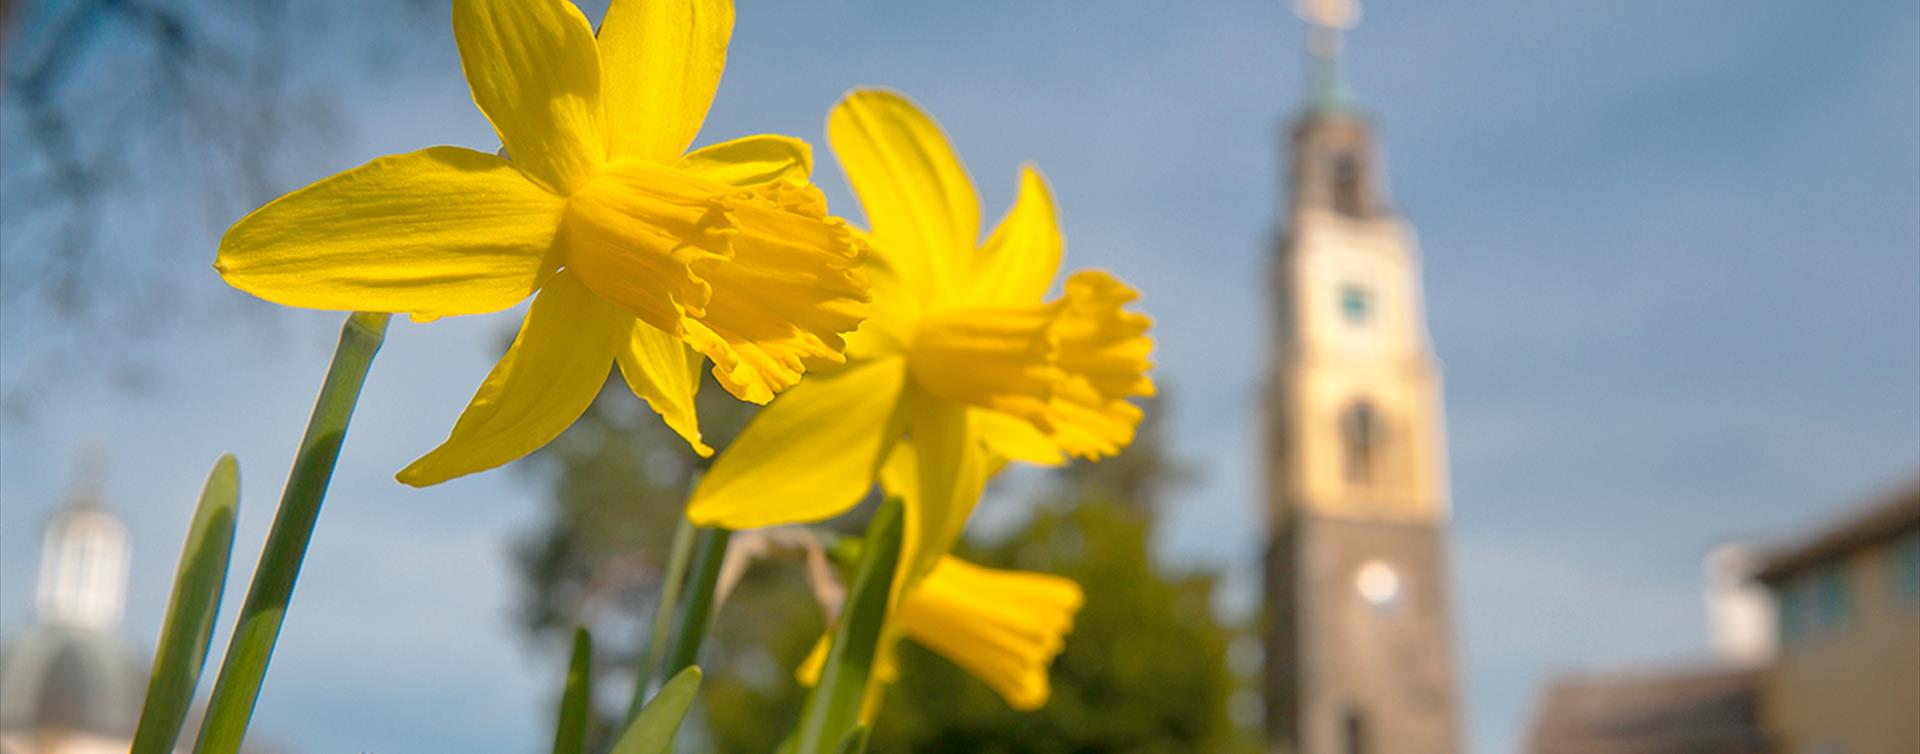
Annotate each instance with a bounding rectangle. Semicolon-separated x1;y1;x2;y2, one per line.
790;499;904;754
130;455;242;754
194;312;390;754
552;627;594;754
835;725;871;754
628;516;696;720
609;665;703;754
656;526;730;683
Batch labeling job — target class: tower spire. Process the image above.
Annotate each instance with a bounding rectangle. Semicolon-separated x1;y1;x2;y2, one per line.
1294;0;1361;112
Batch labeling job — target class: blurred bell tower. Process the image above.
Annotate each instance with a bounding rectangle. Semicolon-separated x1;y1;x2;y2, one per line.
1263;1;1461;752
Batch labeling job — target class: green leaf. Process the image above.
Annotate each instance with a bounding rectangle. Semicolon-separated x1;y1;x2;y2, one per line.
656;526;730;686
789;499;904;754
628;516;696;720
130;455;241;754
609;665;703;754
552;627;594;754
194;312;390;754
835;726;871;754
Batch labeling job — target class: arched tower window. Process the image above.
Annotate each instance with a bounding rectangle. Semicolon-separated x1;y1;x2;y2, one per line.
1341;400;1381;484
1344;707;1371;754
1332;152;1367;217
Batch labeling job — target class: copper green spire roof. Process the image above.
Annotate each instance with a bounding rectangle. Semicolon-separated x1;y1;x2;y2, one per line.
1305;45;1355;114
1296;0;1362;114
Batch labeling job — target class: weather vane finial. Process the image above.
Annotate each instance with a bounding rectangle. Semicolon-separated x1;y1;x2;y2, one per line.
1295;0;1361;57
1293;0;1361;111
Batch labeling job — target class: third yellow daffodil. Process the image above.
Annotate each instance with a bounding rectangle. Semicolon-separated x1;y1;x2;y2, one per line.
800;554;1084;712
688;88;1154;612
214;0;870;485
892;557;1083;709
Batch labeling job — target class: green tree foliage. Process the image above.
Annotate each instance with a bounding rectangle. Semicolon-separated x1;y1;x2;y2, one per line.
514;383;1256;753
512;374;758;750
511;382;731;642
870;507;1252;753
868;406;1257;754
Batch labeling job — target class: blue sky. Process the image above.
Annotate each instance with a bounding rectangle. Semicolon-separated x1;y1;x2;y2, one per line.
2;1;1917;752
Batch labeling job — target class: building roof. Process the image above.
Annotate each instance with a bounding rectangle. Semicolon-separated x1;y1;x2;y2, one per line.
1525;665;1770;754
1753;475;1920;584
0;623;148;736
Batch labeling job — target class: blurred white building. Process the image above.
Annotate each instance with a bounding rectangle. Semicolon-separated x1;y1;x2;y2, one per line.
1705;543;1777;668
0;471;151;754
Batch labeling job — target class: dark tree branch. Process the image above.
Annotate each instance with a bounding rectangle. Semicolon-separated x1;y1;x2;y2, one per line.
0;0;319;417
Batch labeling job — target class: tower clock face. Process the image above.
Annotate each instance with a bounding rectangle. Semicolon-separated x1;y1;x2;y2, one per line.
1338;283;1372;327
1355;560;1401;607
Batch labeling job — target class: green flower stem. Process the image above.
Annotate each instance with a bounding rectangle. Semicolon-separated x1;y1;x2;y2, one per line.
656;526;731;686
628;516;697;720
835;726;872;754
193;312;390;754
791;500;904;754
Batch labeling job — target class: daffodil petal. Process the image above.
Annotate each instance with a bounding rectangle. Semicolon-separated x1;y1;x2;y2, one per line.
597;0;732;161
617;321;711;457
844;232;922;363
974;409;1065;466
880;401;990;596
398;271;624;486
686;357;910;530
800;556;1079;712
216;147;562;320
795;634;829;686
677;134;813;187
453;0;604;193
827;88;980;303
968;164;1062;306
897;557;1083;710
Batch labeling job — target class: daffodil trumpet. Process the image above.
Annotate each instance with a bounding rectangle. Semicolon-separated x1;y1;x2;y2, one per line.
214;0;871;486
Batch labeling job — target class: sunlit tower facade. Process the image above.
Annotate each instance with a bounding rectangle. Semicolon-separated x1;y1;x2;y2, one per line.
1263;2;1462;752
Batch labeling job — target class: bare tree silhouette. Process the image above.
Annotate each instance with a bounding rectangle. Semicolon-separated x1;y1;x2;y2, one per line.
0;0;450;417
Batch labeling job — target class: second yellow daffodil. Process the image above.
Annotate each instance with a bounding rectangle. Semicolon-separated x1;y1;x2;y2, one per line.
688;89;1154;632
214;0;870;485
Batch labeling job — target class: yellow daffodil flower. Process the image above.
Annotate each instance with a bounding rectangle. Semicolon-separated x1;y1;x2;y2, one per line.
214;0;870;485
800;555;1084;711
688;87;1153;615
